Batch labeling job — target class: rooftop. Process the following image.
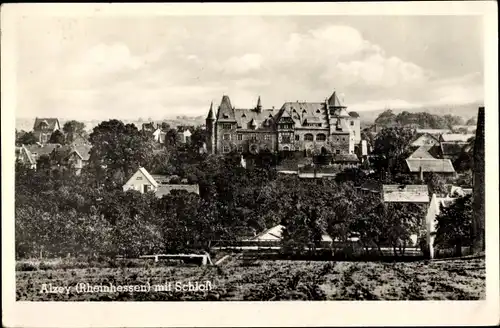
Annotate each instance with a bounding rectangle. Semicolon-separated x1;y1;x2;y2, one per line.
406;158;456;173
382;185;430;203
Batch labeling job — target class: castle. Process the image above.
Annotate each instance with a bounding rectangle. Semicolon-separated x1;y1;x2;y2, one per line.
205;91;361;156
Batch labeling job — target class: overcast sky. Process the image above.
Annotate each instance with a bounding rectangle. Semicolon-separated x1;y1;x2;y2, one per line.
15;15;484;120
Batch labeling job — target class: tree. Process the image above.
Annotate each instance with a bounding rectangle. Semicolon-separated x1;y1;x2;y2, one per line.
63;120;86;143
425;172;448;196
375;109;397;126
88;120;154;186
17;131;38;145
465;116;477;126
434;195;473;256
373;127;415;174
48;130;66;144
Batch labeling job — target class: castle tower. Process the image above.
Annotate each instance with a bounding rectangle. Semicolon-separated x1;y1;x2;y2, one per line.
256;96;262;113
206;101;215;154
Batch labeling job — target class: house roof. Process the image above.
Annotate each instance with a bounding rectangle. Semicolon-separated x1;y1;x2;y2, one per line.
71;144;91;161
250;224;332;242
234;108;278;130
206;102;215;120
279;102;328;129
405;158;456;173
151;174;170;184
20;145;37;165
348;111;360;118
408;145;440;159
359;180;381;193
382;185;430;203
327;91;345;108
123;167;159;188
331;153;359;162
154;184;200;198
440;133;475;142
416;128;451;135
440;142;467;156
216;95;237;122
33;118;60;131
25;143;62;158
410;133;440;147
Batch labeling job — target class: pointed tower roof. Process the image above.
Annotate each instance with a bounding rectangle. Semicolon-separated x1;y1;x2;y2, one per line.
327;91;345;108
216;95;236;122
206;102;214;120
256;96;262;111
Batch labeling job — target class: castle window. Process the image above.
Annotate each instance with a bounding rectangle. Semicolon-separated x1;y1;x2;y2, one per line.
316;109;321;113
223;146;230;153
342;137;346;142
304;134;314;141
350;121;354;126
222;123;232;130
242;114;246;118
316;134;326;141
282;135;291;143
336;137;340;142
283;146;290;151
336;149;340;154
237;145;244;152
295;135;300;141
223;134;231;141
265;135;271;141
237;134;243;141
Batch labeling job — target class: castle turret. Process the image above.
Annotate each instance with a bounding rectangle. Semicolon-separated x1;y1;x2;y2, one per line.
206;102;216;154
256;96;262;113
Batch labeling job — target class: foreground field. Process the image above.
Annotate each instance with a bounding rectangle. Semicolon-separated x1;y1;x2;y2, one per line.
16;257;485;301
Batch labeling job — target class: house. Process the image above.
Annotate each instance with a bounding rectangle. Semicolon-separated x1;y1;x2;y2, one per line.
206;91;361;155
123;167;199;198
177;127;192;144
152;127;167;144
410;133;440;147
405;158;456;177
408;145;441;159
24;143;62;162
33;118;61;144
382;185;430;203
246;224;333;243
66;144;92;175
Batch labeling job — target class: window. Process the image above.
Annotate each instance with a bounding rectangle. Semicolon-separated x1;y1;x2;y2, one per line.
264;135;271;141
283;146;290;151
282;135;291;143
304;134;314;141
350;121;354;126
336;137;340;142
295;135;300;141
237;134;243;141
237;145;244;152
316;134;326;141
222;123;232;130
137;176;143;180
144;185;151;193
342;137;346;142
223;146;230;153
223;134;231;141
336;149;340;154
250;135;257;141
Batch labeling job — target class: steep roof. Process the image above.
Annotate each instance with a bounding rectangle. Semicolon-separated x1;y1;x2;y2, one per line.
71;144;92;161
440;133;475;143
327;91;345;108
382;185;430;203
408;145;441;159
206;102;215;120
279;102;328;129
154;184;200;198
234;108;278;130
216;95;237;122
410;133;440;147
406;158;456;173
33;118;60;131
124;167;159;188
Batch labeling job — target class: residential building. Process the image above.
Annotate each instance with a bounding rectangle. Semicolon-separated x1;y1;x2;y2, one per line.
405;158;456;177
206;91;361;156
177;127;192;144
410;133;440;148
123;167;200;198
33;118;61;144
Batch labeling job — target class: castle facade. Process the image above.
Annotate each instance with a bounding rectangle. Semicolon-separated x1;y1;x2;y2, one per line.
206;91;361;156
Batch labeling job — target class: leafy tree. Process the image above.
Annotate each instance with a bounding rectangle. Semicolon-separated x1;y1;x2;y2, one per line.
16;131;38;145
425;172;448;196
373;127;415;174
63;120;87;143
434;195;473;256
48;130;66;144
465;116;477;126
375;109;397;126
88;120;154;186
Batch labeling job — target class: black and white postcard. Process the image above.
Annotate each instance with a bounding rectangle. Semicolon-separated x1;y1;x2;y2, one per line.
2;2;498;327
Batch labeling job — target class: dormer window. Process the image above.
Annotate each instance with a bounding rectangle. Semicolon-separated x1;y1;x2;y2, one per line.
223;114;229;118
316;109;321;113
242;114;246;118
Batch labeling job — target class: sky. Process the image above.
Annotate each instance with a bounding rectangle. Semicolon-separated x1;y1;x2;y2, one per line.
15;15;484;120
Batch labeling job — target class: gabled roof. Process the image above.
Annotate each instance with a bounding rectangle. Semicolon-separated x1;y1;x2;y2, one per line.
408;145;440;159
383;185;429;203
405;158;456;173
440;133;475;143
250;224;332;242
235;108;278;130
24;143;62;157
124;167;159;188
206;102;215;120
33;118;60;131
71;144;92;161
410;133;440;147
279;102;328;129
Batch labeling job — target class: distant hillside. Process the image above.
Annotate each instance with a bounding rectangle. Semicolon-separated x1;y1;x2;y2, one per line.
357;102;483;126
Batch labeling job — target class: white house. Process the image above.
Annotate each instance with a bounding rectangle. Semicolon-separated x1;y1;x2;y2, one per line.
123;167;159;193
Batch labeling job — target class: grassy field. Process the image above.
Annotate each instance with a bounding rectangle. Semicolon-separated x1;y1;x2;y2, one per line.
16;257;485;301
